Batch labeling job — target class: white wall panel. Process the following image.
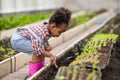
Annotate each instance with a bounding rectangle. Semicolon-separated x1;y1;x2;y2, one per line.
64;0;119;12
36;0;63;10
0;0;63;14
15;0;26;12
0;0;118;14
1;0;15;13
26;0;37;11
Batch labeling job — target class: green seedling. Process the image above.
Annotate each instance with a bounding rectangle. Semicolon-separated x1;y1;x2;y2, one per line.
0;46;5;52
3;54;9;59
70;33;118;66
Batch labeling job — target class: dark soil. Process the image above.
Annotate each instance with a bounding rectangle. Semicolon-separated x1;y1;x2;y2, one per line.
35;65;58;80
101;31;120;79
97;43;112;67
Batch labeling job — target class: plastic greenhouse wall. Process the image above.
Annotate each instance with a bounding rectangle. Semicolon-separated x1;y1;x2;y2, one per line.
0;0;63;14
0;0;120;15
63;0;120;12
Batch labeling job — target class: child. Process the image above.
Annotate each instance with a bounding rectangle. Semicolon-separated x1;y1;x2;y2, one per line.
10;7;71;77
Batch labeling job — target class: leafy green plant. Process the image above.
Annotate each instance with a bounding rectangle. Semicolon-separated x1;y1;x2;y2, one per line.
58;34;118;80
56;76;66;80
3;48;15;59
0;12;98;31
70;34;118;66
0;13;52;31
56;66;101;80
0;44;15;59
69;13;97;28
0;45;5;52
86;71;100;80
3;55;9;59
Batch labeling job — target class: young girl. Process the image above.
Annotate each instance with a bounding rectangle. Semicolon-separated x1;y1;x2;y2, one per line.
10;7;71;77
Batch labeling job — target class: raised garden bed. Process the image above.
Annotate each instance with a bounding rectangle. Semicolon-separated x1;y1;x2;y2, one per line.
65;13;120;80
69;14;120;80
69;13;120;80
70;34;118;68
55;33;118;80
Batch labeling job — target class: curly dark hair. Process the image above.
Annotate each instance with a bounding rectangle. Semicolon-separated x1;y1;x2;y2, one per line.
49;7;71;26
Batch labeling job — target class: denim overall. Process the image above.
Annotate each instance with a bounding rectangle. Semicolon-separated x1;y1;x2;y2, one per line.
11;27;45;55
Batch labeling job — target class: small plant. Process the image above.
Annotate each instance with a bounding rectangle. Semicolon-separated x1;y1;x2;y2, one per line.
56;34;116;80
86;71;100;80
3;48;15;59
56;66;101;80
0;45;5;52
67;13;98;29
3;54;9;59
0;44;15;60
70;33;118;66
0;13;52;31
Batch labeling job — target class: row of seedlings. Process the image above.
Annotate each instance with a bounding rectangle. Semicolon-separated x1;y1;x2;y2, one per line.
56;33;118;80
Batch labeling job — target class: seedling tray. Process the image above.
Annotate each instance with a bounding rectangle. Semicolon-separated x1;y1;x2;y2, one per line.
55;66;101;80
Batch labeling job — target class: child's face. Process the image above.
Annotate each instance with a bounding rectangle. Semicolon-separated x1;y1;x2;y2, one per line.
50;23;67;37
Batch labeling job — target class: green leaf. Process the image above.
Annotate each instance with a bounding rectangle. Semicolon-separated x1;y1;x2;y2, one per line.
0;46;5;52
3;54;9;59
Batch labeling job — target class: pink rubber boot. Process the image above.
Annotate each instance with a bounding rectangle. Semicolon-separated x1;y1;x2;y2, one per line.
28;61;44;77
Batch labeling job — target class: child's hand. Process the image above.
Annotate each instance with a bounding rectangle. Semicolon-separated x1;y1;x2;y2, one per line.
45;43;52;51
43;50;58;68
49;55;58;68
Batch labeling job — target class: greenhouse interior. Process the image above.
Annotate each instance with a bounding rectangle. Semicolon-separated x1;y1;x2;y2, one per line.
0;0;120;80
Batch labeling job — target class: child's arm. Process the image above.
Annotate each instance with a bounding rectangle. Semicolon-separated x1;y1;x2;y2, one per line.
43;51;54;58
43;51;58;68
